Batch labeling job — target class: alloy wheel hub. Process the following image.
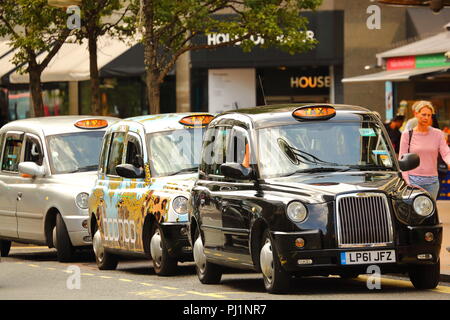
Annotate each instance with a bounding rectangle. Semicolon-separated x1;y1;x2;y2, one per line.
260;238;274;283
93;230;104;263
193;236;207;273
150;229;163;267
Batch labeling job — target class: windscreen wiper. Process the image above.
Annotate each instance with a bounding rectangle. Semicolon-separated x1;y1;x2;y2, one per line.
168;167;198;175
284;166;351;176
347;164;395;171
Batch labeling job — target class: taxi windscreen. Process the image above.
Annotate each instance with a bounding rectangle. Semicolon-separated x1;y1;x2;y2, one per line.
47;131;105;174
147;128;204;177
257;121;395;179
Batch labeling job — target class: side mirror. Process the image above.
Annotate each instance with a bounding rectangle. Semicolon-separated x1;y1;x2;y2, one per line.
18;162;45;178
398;153;420;172
115;164;145;179
220;163;253;180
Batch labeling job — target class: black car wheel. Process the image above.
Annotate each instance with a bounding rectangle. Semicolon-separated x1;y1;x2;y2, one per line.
260;229;291;294
0;240;11;257
150;223;178;276
93;229;118;270
409;262;440;289
53;213;75;262
193;229;222;284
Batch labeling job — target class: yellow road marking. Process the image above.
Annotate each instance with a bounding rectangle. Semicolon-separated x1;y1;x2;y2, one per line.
47;267;57;270
100;276;112;279
63;270;73;273
162;286;177;290
185;290;226;299
28;264;39;268
119;278;133;282
81;273;95;276
140;282;154;287
15;262;24;264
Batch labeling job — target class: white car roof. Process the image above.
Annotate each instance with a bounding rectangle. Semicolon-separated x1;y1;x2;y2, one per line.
0;116;120;136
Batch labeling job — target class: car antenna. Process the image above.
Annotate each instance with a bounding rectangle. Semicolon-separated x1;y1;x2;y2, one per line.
258;74;267;106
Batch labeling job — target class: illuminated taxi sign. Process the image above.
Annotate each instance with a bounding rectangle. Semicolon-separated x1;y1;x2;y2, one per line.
74;119;108;129
292;106;336;121
179;114;214;127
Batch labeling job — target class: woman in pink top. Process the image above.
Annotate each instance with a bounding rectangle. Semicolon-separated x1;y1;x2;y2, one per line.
398;101;450;199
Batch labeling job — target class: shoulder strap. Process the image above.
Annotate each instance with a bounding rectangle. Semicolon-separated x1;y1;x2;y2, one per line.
408;130;413;153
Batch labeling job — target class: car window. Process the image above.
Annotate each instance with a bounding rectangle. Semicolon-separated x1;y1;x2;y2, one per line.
147;128;204;177
125;133;143;168
258;121;395;179
47;131;105;174
24;135;43;166
200;126;232;176
228;126;250;168
106;132;126;176
2;133;23;173
98;133;111;174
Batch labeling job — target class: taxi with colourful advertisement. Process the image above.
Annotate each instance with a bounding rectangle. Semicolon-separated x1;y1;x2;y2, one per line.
88;113;213;275
0;116;118;262
189;104;442;293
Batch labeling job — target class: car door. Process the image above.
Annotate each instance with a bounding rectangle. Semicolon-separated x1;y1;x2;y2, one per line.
16;133;47;241
0;131;24;238
101;131;126;250
116;130;145;252
219;126;254;263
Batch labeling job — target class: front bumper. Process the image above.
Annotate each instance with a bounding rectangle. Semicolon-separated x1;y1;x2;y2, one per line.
160;222;193;262
64;215;91;246
271;224;442;274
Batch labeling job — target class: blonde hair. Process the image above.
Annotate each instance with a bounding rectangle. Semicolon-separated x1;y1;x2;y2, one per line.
412;100;435;114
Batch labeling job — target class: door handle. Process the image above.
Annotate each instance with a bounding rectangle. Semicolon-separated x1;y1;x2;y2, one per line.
17;192;23;201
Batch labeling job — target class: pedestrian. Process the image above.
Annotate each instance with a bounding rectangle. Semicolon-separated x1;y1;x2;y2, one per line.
398;101;450;200
384;115;404;155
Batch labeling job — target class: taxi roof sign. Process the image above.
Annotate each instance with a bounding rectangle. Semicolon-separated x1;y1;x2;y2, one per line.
74;119;108;129
292;106;336;121
179;114;214;127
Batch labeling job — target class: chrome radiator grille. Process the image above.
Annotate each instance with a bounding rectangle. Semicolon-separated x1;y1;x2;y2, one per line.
336;193;393;248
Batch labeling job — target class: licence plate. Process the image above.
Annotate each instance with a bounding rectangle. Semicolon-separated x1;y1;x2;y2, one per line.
340;250;396;265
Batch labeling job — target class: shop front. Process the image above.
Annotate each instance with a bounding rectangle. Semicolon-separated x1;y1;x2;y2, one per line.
343;23;450;200
190;11;344;113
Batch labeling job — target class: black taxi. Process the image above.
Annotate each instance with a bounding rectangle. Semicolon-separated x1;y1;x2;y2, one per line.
188;104;442;293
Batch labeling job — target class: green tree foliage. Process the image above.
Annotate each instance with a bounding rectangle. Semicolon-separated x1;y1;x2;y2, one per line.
0;0;70;117
132;0;323;114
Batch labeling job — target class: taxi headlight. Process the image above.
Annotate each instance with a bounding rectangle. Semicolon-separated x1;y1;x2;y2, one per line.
413;195;434;217
76;192;89;209
287;201;308;223
172;196;188;215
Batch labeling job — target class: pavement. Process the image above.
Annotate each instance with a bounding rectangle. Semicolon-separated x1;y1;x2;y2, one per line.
438;201;450;282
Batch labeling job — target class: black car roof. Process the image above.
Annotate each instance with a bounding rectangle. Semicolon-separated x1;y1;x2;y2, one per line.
215;104;378;129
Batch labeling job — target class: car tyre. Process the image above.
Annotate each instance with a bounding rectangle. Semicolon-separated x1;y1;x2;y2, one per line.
150;223;178;276
193;229;222;284
0;240;11;257
93;229;118;270
409;262;440;289
53;213;75;262
260;229;291;294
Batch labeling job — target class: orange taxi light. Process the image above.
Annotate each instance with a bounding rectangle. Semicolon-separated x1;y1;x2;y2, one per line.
292;106;336;120
179;114;214;127
74;119;108;129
